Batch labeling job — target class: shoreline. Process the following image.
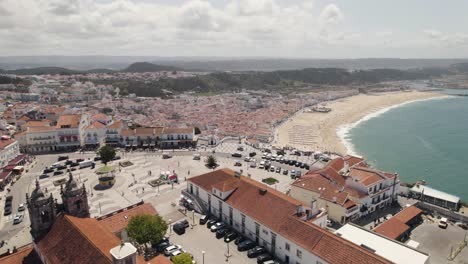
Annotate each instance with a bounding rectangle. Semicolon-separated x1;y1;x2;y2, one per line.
275;91;450;155
336;95;453;157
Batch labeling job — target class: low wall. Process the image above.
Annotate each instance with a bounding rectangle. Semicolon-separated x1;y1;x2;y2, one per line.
415;201;468;224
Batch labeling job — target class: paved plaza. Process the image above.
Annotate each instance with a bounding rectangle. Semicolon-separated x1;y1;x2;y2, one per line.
0;142;319;255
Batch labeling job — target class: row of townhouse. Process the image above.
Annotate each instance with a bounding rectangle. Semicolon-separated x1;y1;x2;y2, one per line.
290;155;400;224
15;113;196;153
0;135;25;188
184;169;392;264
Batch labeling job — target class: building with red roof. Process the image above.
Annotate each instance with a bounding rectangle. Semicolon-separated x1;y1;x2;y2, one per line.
185;169;392;264
291;156;400;224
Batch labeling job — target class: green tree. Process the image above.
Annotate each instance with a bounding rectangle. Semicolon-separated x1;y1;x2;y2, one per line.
206;155;217;168
97;145;116;165
126;214;168;250
194;127;201;135
171;253;193;264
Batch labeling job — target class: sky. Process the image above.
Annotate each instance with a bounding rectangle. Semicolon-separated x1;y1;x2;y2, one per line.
1;0;467;58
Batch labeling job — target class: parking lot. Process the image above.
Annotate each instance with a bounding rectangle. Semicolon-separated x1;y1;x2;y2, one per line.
169;213;258;264
410;221;468;264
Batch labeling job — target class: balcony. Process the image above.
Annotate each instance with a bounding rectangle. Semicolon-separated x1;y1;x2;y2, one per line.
346;206;359;216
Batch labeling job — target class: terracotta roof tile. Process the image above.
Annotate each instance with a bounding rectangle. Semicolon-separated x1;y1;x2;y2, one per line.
0;244;41;264
393;206;422;224
373;218;409;240
86;121;106;130
189;169;391;264
56;114;81;129
37;214;120;264
344;155;366;167
349;167;383;186
0;138;16;150
107;120;123;129
328;158;345;172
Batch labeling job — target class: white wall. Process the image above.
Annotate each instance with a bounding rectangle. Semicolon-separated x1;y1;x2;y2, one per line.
188;182;329;264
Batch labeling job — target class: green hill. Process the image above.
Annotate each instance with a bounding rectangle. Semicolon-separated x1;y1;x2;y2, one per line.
122;62;182;73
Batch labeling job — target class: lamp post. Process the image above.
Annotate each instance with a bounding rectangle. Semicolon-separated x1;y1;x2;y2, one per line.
225;241;231;260
202;251;205;264
168;219;172;236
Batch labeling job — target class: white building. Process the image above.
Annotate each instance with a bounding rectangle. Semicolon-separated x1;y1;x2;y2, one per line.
335;224;430;264
185;169;392;264
0;136;20;169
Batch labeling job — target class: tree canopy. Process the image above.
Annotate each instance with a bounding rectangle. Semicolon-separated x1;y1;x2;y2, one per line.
126;214;168;249
206;155;217;168
97;145;116;165
171;253;193;264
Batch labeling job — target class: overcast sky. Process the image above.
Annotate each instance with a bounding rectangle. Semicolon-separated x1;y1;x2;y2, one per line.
1;0;467;58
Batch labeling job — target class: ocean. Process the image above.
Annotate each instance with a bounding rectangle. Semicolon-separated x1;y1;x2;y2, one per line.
344;89;468;201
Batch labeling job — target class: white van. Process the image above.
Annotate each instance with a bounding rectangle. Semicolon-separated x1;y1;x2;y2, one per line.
438;217;448;228
79;160;94;169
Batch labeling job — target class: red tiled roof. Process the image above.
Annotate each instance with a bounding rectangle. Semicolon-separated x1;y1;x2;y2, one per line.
393;206;422;224
0;244;40;264
27;126;56;132
86;121;106;130
107;120;123;129
56;114;81;128
373;218;409;240
189;169;391;264
0;138;16;150
292;174;349;205
328;158;345;172
349;167;383;186
163;127;193;134
99;203;158;234
37;214;120;264
319;167;346;186
344;155;366;167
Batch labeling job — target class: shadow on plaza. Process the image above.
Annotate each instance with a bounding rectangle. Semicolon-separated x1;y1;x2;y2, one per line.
350;202;404;229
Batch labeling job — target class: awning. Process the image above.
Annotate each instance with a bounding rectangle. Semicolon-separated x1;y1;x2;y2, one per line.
8;154;26;166
0;171;11;180
13;166;24;171
3;165;15;171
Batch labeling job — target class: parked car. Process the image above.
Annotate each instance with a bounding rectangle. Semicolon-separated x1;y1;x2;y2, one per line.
70;162;79;167
247;246;267;258
257;253;273;263
237;240;256;251
173;224;186;235
164;245;182;256
304;164;310;170
112;156;121;160
250;162;257;168
3;205;12;216
56;165;67;171
94;156;102;161
170;250;185;259
235;236;247;245
215;228;229;239
269;166;275;172
224;231;238;243
199;215;209;225
438;217;448;228
237;146;244;151
282;169;288;175
178;219;190;228
18;203;25;212
206;219;218;228
76;158;85;163
13;214;24;224
249;152;257;157
154;241;171;253
39;174;49;179
275;167;281;173
231;153;242;158
53;171;64;176
43;168;54;174
57;156;68;161
65;160;73;165
234;160;242;166
210;222;226;232
244;157;251;162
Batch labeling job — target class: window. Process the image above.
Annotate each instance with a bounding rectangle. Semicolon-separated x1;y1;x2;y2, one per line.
285;243;290;251
296;249;302;259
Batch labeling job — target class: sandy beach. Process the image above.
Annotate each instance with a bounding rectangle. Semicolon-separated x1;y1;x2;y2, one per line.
274;91;446;155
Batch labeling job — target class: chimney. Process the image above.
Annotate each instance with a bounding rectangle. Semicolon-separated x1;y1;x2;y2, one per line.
110;242;137;264
310;199;319;217
259;188;267;195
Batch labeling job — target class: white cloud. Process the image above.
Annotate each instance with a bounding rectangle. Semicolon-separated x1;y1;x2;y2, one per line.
318;4;343;25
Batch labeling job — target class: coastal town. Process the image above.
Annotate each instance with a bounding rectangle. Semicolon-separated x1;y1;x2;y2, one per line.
0;69;466;264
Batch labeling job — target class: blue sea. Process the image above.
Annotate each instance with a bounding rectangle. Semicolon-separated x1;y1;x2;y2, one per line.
346;89;468;201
